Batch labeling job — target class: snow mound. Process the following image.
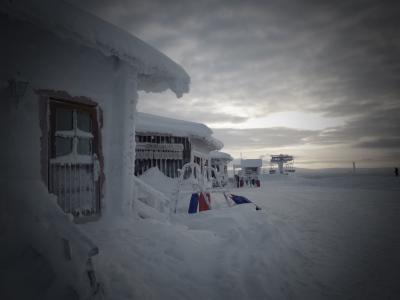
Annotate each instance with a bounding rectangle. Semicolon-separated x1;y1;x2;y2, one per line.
134;175;172;221
80;173;400;300
139;167;178;200
0;179;99;299
82;203;303;300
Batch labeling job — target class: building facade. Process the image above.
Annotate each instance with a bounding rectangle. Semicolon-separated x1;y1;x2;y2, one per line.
210;151;233;186
135;112;223;178
1;0;189;297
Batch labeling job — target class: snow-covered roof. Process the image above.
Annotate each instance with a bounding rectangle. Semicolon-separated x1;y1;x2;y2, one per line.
136;112;223;150
1;0;190;97
210;151;233;162
241;159;262;168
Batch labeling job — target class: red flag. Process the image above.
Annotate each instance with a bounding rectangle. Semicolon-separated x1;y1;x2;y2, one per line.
198;192;210;211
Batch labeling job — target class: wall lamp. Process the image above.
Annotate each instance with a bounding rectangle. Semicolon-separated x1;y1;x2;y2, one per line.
9;79;29;107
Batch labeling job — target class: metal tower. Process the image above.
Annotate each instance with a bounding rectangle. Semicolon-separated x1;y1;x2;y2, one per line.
270;154;295;174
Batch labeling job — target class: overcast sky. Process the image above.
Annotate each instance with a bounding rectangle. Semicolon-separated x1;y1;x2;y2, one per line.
69;0;400;168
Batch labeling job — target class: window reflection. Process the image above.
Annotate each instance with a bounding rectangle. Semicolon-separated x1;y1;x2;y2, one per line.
77;111;91;132
56;108;73;131
77;138;92;155
55;137;72;156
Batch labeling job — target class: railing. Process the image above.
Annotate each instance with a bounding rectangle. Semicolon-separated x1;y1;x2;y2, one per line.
174;162;229;213
48;161;99;218
177;162;219;191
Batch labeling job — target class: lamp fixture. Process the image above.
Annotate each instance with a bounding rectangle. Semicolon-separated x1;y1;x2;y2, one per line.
9;79;29;98
9;79;29;107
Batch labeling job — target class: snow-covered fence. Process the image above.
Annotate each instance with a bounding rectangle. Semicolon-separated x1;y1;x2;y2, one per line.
177;163;224;192
174;162;229;213
49;161;99;218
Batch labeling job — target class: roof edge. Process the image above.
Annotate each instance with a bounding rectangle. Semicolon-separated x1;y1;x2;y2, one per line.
1;0;190;97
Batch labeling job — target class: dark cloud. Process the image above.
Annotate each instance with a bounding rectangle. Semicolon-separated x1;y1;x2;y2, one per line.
68;0;400;164
355;139;400;149
211;104;400;155
309;106;400;148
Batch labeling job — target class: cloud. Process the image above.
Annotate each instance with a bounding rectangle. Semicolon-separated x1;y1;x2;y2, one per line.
309;106;400;149
355;139;400;149
67;0;400;165
70;0;400;116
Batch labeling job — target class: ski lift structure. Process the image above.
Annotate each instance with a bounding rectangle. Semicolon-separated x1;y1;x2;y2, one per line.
269;154;295;175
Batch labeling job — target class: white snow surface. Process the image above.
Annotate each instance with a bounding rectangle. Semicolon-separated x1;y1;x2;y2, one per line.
210;150;233;161
81;171;400;300
241;158;263;168
136;112;223;150
0;180;98;299
0;0;190;97
139;167;178;200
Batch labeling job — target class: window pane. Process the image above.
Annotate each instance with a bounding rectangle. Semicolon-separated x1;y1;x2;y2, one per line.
77;111;92;132
56;108;73;131
55;137;72;156
77;138;92;155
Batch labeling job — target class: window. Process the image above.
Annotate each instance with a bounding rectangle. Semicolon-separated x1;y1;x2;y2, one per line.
52;106;94;158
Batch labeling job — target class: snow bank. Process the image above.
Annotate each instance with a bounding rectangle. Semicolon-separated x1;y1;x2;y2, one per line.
0;179;100;299
251;174;400;299
133;175;172;220
82;203;303;300
81;173;400;299
137;112;223;150
139;167;178;200
263;168;400;191
0;0;190;97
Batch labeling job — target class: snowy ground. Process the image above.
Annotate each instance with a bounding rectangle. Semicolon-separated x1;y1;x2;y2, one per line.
83;171;400;300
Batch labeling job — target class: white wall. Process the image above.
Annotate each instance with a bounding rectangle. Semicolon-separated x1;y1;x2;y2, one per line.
0;13;138;217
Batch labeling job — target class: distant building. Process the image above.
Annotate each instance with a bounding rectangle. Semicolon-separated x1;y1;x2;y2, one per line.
135;112;223;178
240;159;262;178
233;159;262;187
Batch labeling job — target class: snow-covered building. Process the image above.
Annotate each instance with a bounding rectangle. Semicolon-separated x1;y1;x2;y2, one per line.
234;159;262;187
241;159;262;177
210;151;233;186
135;112;223;178
1;0;189;298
